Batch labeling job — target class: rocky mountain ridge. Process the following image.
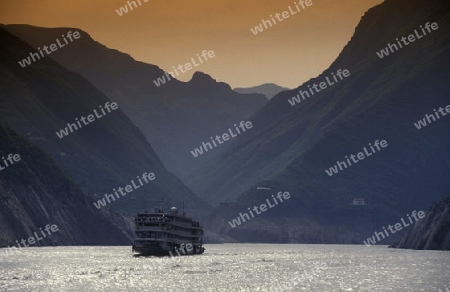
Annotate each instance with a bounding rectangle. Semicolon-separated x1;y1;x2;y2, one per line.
395;197;450;250
3;24;268;180
193;0;450;242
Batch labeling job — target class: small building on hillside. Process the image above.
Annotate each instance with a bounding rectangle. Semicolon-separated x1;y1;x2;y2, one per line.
353;198;366;206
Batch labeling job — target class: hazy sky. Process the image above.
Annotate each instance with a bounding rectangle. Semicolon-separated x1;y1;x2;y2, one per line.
0;0;383;88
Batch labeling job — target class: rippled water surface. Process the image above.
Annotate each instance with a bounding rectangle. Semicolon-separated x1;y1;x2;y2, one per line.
0;244;448;291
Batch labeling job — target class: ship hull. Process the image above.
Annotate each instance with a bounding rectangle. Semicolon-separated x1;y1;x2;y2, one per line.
132;245;168;256
132;245;205;256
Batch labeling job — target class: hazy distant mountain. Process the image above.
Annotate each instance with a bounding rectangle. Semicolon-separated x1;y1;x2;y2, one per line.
0;27;210;221
188;0;450;242
3;24;268;180
234;83;290;99
0;117;131;246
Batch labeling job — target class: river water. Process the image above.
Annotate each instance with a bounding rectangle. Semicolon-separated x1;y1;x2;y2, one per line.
0;244;448;291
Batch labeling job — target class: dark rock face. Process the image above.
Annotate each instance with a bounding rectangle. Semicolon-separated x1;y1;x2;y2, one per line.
0;117;131;247
0;26;215;245
191;0;450;243
395;197;450;250
0;27;210;220
2;24;268;180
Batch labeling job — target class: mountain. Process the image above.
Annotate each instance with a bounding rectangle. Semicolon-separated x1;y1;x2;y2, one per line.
234;83;290;100
3;24;268;180
0;117;131;247
0;27;210;220
394;197;450;250
188;0;450;242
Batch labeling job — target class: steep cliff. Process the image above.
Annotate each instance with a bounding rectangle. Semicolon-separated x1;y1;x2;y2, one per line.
395;197;450;250
0;27;210;219
197;0;450;242
0;117;131;247
3;24;267;180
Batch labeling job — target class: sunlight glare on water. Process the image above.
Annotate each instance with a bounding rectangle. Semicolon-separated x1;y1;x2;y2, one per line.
0;244;448;291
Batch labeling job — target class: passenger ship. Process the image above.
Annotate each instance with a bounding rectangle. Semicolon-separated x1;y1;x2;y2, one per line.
132;204;205;256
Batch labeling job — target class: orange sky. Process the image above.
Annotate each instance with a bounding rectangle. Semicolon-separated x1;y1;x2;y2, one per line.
0;0;383;88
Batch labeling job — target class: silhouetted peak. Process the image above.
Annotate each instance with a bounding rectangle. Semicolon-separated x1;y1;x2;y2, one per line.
189;71;233;91
190;71;215;83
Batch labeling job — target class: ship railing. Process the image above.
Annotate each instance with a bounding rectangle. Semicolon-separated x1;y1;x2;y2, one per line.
134;237;167;242
167;229;201;237
163;233;203;241
135;217;173;223
135;225;167;231
168;221;203;229
165;238;204;244
135;226;202;237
